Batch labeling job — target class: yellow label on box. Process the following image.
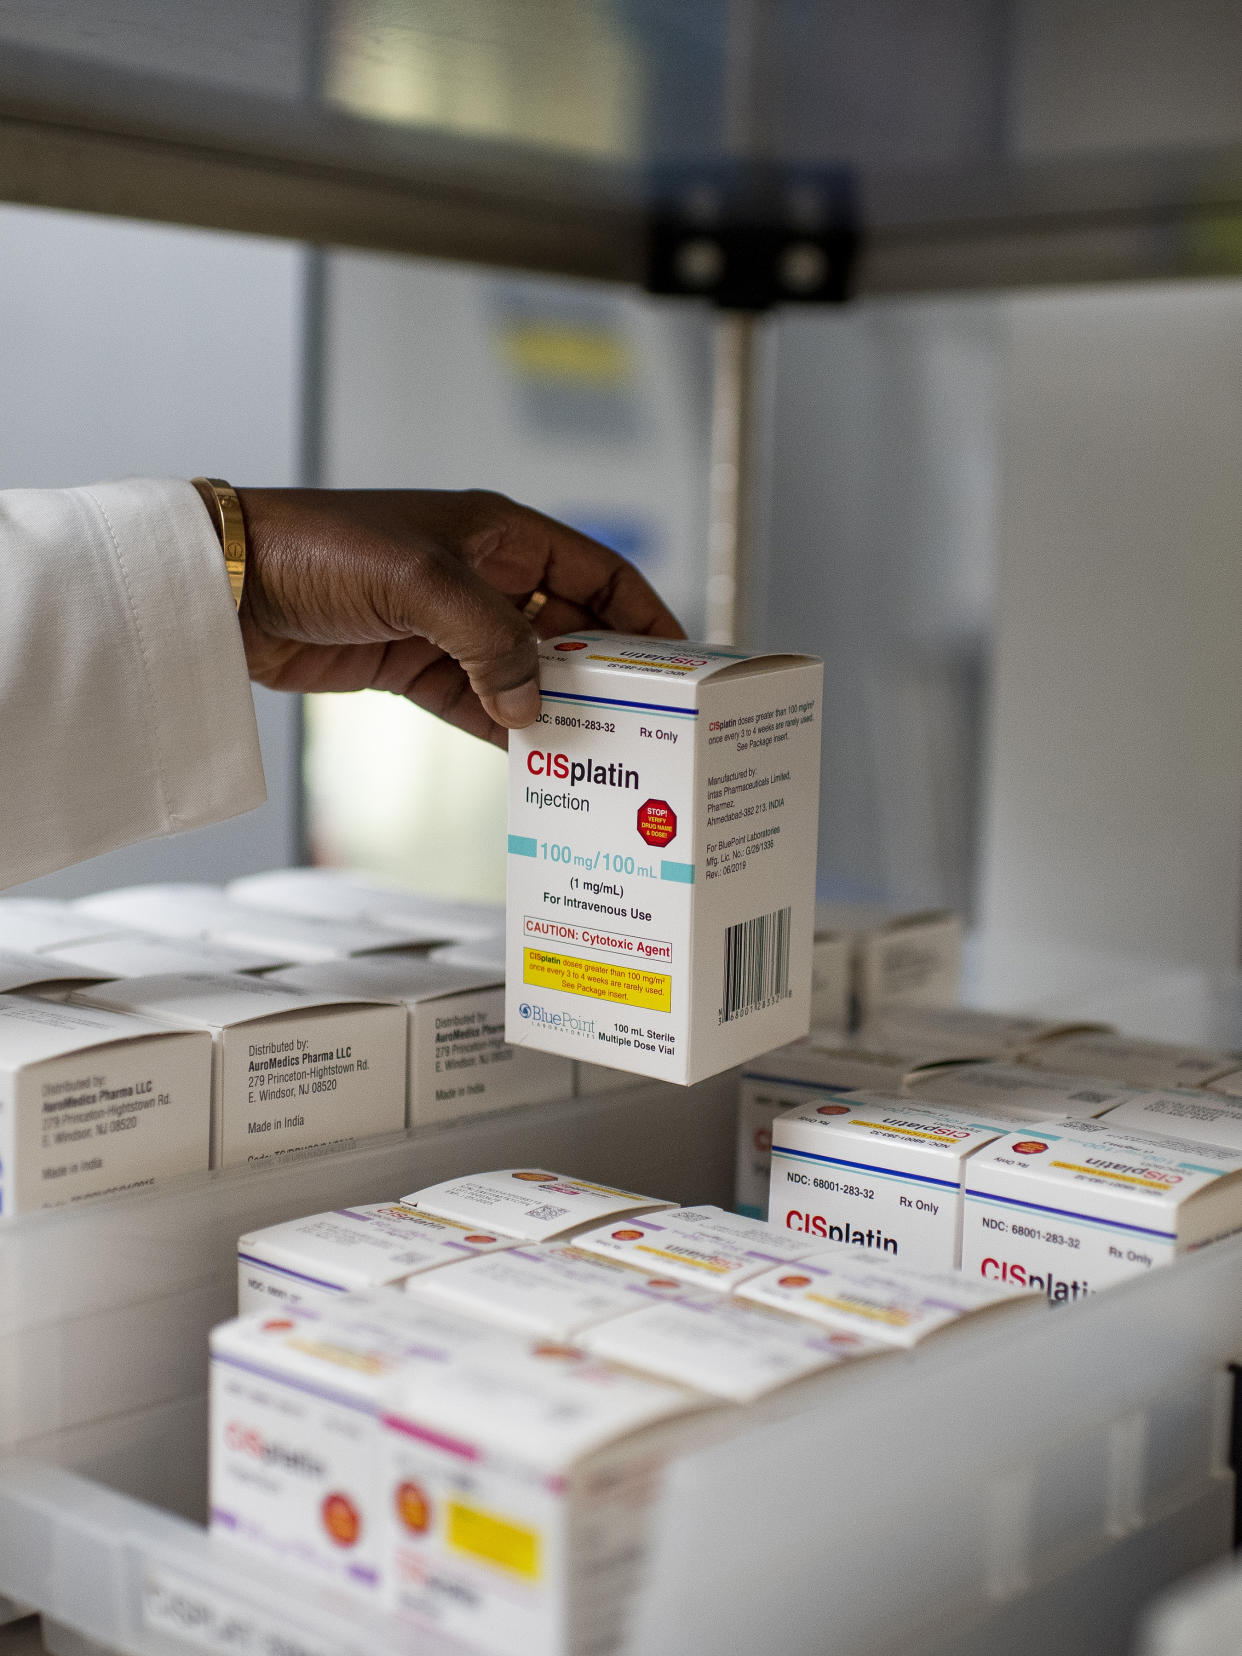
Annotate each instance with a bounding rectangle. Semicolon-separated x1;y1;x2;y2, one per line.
524;948;672;1012
447;1499;542;1579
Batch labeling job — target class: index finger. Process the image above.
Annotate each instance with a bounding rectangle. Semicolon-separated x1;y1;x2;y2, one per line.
468;502;686;639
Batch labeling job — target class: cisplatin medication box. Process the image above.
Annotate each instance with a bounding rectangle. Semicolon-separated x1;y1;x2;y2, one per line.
737;1249;1040;1347
380;1337;710;1656
571;1204;816;1290
73;973;406;1167
405;1240;697;1342
814;901;963;1026
904;1062;1133;1122
1019;1030;1242;1092
769;1094;1017;1269
270;955;573;1129
75;882;440;963
237;1203;520;1312
582;1292;883;1402
735;1030;998;1220
960;1117;1242;1296
0;993;211;1213
210;1297;511;1596
505;634;823;1085
402;1168;673;1240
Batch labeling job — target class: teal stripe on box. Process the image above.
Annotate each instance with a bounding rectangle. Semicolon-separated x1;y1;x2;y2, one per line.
508;835;538;857
661;861;695;884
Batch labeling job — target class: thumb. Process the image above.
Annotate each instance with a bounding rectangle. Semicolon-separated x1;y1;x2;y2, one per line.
382;542;542;729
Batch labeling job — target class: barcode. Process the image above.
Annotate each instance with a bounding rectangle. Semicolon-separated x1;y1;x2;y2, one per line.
721;907;792;1023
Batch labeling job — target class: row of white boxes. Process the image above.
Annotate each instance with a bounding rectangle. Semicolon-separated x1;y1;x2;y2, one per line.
0;1021;1238;1656
0;871;657;1218
209;1177;1074;1656
737;1011;1242;1277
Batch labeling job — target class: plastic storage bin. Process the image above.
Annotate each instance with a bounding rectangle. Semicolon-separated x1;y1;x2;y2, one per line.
1135;1546;1242;1656
0;1074;736;1470
0;1061;1239;1655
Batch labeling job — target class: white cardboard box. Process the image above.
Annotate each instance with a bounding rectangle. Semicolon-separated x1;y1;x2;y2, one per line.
401;1168;673;1240
0;947;108;995
571;1204;816;1290
0;900;132;956
270;954;573;1129
210;1296;512;1596
904;1062;1135;1122
72;973;406;1168
1099;1089;1242;1151
236;1202;521;1312
1020;1031;1242;1092
864;1006;1106;1058
960;1116;1242;1296
75;883;440;962
769;1093;1016;1270
227;867;503;942
581;1292;884;1401
735;1030;1000;1220
0;992;211;1213
736;1247;1041;1347
380;1335;710;1656
506;634;823;1085
809;924;853;1032
429;937;507;974
404;1240;697;1341
50;932;284;977
814;901;963;1025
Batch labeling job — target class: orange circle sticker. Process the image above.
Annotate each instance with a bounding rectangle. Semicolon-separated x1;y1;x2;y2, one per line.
465;1233;498;1246
395;1481;432;1535
1012;1140;1049;1155
646;1278;680;1291
260;1319;295;1333
533;1342;581;1362
612;1228;645;1241
513;1170;557;1182
778;1274;812;1289
554;641;588;651
322;1492;362;1547
816;1104;850;1117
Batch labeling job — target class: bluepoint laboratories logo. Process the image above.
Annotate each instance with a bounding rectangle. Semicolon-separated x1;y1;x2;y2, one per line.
518;1001;595;1036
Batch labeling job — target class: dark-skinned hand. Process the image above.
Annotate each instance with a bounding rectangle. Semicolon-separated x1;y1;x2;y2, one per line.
206;487;685;747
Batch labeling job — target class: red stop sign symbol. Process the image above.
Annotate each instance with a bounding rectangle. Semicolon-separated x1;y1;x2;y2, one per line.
637;798;677;847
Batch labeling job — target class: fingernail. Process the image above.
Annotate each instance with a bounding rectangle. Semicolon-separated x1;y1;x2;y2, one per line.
486;680;541;727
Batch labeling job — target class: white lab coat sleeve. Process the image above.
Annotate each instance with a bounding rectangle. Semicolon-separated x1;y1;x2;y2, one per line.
0;477;266;890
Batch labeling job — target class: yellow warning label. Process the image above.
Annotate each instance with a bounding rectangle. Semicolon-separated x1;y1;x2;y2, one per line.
447;1500;542;1579
524;948;672;1012
585;654;697;671
859;1121;966;1144
1050;1160;1174;1190
806;1292;913;1327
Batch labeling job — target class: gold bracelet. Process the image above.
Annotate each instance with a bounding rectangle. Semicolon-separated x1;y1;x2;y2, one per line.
191;476;247;609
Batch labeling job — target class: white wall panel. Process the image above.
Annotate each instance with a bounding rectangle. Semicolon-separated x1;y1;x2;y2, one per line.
0;203;305;894
978;283;1242;967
